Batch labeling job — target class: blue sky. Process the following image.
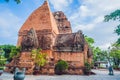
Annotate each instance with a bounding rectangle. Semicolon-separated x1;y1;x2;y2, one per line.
0;0;120;50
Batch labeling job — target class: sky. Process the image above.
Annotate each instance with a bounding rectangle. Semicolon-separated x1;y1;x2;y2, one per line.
0;0;120;50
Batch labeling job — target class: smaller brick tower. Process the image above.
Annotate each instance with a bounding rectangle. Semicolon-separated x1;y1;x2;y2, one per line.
53;11;72;34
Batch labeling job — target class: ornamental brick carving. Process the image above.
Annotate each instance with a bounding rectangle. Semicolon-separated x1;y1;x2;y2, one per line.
21;28;38;51
53;30;84;52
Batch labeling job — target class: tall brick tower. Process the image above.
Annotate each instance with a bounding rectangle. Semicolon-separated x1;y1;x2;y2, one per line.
6;0;60;74
17;0;59;48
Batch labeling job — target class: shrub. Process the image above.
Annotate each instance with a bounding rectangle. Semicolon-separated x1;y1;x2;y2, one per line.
84;61;91;75
85;61;91;71
113;65;119;69
0;67;4;70
0;55;6;67
55;60;68;75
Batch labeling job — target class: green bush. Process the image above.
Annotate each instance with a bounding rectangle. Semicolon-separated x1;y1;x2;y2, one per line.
0;67;4;70
113;65;119;69
0;55;6;67
85;61;91;71
55;60;68;75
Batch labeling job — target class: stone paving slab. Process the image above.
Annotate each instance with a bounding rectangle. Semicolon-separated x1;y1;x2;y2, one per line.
0;69;120;80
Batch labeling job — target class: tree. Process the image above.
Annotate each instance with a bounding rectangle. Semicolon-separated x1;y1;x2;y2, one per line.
0;45;16;60
0;48;6;69
85;36;108;67
101;50;108;61
55;60;68;75
93;47;109;62
0;56;6;67
5;0;21;4
93;47;102;62
85;35;95;47
9;46;20;61
31;49;47;70
104;9;120;44
85;36;102;62
116;38;120;44
110;43;120;67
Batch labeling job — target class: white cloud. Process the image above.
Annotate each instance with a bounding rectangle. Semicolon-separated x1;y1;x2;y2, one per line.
0;10;21;44
70;0;120;29
74;23;95;31
72;16;104;32
93;16;104;24
0;10;20;29
47;0;120;50
98;43;111;50
0;0;119;50
69;0;120;50
79;5;90;17
82;0;120;16
49;0;73;11
32;0;43;6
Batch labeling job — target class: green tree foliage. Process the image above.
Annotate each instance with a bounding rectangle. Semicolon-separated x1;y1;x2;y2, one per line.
84;61;91;72
0;49;6;69
9;46;20;61
115;25;120;35
0;45;15;59
31;49;47;69
116;38;120;44
93;47;102;61
5;0;21;4
104;10;120;22
93;47;109;64
101;50;109;61
104;9;120;44
93;48;110;68
85;36;101;62
110;43;120;66
55;60;68;75
85;36;95;47
0;45;20;62
85;36;108;64
0;56;6;66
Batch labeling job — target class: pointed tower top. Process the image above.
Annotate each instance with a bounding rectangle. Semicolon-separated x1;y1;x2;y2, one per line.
19;0;59;34
44;0;49;4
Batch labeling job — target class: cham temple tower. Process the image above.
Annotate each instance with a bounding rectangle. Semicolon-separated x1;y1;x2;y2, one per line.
6;0;93;74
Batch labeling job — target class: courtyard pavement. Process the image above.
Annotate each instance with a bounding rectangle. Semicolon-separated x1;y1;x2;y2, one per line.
0;69;120;80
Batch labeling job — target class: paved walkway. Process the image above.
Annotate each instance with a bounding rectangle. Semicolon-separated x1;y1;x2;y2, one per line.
0;69;120;80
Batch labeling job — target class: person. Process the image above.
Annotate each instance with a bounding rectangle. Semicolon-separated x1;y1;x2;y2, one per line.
108;66;114;75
